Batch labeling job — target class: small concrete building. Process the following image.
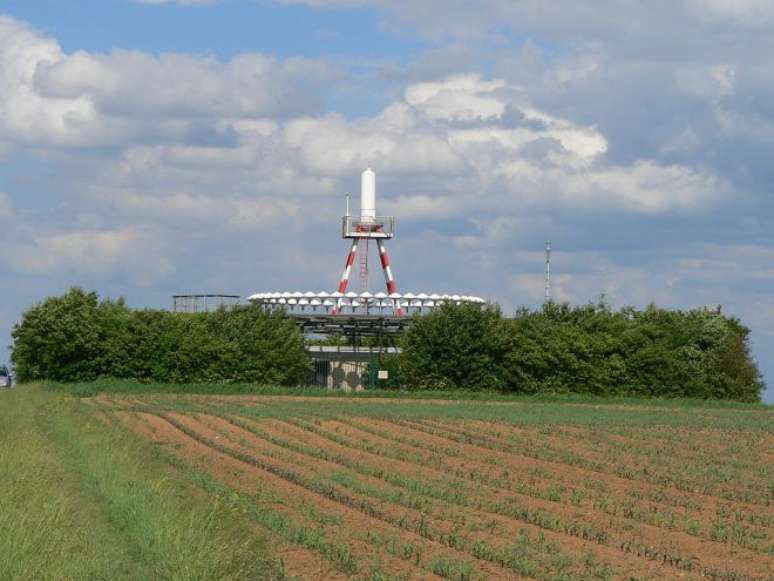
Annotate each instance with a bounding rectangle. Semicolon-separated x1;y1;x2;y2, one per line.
307;346;400;391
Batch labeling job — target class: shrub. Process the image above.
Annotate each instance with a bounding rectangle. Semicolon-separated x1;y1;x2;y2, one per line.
400;303;509;391
10;288;128;383
396;301;764;401
11;288;310;385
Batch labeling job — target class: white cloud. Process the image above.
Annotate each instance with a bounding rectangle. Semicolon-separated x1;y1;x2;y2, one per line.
0;15;336;150
111;191;299;227
4;227;174;284
0;16;735;233
689;0;774;27
283;75;716;215
0;16;108;148
84;72;722;222
284;112;463;176
530;161;723;213
405;75;508;121
34;51;334;119
280;0;774;41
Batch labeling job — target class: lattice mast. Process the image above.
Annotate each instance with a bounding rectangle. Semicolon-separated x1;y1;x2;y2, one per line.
545;240;552;303
336;169;404;315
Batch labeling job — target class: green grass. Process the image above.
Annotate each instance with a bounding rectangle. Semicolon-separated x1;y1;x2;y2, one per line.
48;378;772;409
111;390;774;431
0;385;280;581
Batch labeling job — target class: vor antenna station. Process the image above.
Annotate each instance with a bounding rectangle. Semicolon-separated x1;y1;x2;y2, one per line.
335;169;404;315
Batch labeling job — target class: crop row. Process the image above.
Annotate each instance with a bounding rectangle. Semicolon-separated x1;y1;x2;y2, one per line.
326;416;771;554
95;398;772;580
218;413;767;580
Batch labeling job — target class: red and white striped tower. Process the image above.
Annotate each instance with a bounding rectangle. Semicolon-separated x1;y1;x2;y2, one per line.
336;239;359;295
377;239;398;296
336;169;405;315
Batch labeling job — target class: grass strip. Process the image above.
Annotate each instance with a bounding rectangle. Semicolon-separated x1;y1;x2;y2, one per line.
0;385;278;581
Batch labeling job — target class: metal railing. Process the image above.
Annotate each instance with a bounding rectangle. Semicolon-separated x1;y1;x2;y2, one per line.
342;216;395;238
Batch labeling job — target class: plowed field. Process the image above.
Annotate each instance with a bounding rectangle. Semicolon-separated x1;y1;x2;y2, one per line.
91;394;773;581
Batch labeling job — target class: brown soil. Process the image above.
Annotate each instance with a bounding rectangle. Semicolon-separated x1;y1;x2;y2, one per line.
115;411;359;580
248;417;716;580
449;420;774;531
453;419;772;496
96;395;772;580
342;417;772;578
174;412;526;580
409;417;773;511
119;410;501;580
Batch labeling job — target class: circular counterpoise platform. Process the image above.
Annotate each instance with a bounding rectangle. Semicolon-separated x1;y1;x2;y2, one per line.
248;291;486;317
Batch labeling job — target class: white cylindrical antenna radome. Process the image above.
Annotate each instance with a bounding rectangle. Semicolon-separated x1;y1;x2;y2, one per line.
345;192;351;217
361;168;376;223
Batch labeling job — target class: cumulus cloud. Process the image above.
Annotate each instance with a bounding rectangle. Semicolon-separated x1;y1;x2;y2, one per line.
83;71;720;224
279;0;774;41
279;74;719;215
34;51;334;119
0;15;736;229
111;191;299;227
690;0;774;27
3;227;174;284
0;15;336;151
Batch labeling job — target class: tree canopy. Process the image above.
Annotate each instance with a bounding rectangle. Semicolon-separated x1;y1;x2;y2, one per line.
11;288;310;385
396;301;764;401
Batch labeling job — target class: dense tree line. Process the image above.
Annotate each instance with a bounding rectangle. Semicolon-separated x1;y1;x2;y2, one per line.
10;288;765;401
394;301;765;401
11;288;310;385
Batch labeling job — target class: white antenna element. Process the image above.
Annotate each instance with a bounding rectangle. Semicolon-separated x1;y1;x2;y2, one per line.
545;240;552;303
360;168;376;223
345;193;351;217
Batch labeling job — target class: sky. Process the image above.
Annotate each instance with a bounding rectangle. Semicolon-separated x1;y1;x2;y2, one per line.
0;0;772;401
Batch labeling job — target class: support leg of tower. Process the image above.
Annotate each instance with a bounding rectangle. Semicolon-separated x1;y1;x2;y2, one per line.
334;239;359;314
376;239;405;316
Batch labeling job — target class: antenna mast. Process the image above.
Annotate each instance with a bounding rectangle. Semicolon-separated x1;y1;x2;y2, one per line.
545;240;552;303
